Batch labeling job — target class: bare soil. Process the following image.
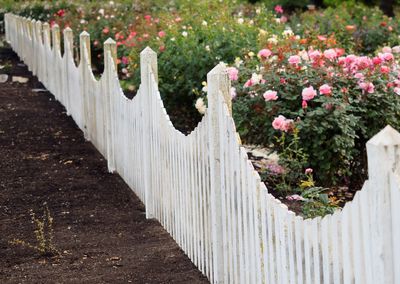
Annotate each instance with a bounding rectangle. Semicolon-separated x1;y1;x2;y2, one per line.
0;44;208;283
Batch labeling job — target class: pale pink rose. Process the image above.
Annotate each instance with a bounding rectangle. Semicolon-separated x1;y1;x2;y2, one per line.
230;87;237;98
227;67;239;81
272;115;286;131
305;168;313;174
263;90;278;101
394;87;400;95
359;82;375;93
286;194;305;201
382;46;392;53
288;55;301;65
323;49;337;60
282;119;294;132
392;46;400;54
302;86;317;101
258;48;272;59
280;15;288;23
345;54;357;65
319;84;332;95
308;50;322;62
355;56;372;70
354;73;364;80
382;52;394;61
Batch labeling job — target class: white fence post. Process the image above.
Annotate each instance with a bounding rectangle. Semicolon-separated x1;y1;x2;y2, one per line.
207;63;230;283
79;31;91;140
51;24;60;96
63;27;73;115
5;13;9;43
366;125;400;284
34;21;42;81
42;22;50;87
140;47;158;219
104;38;117;173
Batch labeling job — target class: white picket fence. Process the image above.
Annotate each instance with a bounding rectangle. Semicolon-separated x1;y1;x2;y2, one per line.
5;13;400;284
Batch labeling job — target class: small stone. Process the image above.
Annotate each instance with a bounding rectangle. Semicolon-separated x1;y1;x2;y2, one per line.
12;76;29;83
0;74;8;83
32;88;47;92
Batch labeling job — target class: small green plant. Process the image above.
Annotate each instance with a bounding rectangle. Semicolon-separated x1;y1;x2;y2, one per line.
301;186;338;218
9;203;59;256
275;126;309;194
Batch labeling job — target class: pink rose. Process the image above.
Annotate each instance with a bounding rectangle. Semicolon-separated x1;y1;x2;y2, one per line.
121;56;129;65
319;84;332;95
258;48;272;59
244;79;253;88
158;31;166;38
288;55;301;65
272;115;286;130
227;67;239;81
263;90;278;101
394;87;400;95
381;66;390;74
372;57;383;65
359;82;375;93
280;16;288;23
323;49;337;60
274;5;284;14
309;50;322;62
302;100;308;109
302;86;317;101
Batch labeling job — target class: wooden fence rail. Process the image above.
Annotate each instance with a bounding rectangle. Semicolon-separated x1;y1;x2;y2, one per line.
5;13;400;284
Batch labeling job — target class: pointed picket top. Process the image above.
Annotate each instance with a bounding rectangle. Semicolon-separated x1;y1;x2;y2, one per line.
104;37;116;45
104;37;117;71
79;31;91;66
141;46;156;57
63;27;73;55
140;46;158;83
79;30;90;37
208;62;227;76
207;62;232;115
367;125;400;147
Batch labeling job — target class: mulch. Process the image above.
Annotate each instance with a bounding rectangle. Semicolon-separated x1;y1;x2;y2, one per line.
0;42;209;283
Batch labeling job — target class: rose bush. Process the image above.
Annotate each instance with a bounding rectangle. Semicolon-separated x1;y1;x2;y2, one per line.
231;36;400;187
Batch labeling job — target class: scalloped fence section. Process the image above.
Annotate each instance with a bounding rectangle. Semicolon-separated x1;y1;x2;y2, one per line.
5;13;400;284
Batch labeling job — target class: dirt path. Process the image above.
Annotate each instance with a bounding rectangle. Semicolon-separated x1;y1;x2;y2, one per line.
0;43;209;283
